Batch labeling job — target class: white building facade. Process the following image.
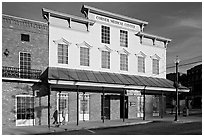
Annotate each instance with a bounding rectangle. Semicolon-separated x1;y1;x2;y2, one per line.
37;5;188;127
48;5;170;78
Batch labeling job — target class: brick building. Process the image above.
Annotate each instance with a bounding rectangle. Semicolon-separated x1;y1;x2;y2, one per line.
2;14;48;127
187;64;202;108
2;5;189;128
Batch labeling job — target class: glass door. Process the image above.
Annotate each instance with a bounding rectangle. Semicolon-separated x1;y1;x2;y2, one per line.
79;93;89;121
57;92;69;124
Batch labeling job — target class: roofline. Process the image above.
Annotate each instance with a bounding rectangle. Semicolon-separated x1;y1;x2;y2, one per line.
136;32;172;42
2;14;47;25
42;8;95;25
81;5;148;26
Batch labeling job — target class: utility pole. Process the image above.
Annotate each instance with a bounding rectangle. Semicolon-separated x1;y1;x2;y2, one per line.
174;56;180;121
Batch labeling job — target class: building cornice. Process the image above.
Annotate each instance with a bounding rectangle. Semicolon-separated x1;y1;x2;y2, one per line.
42;8;95;26
2;14;48;31
136;32;172;43
81;5;148;27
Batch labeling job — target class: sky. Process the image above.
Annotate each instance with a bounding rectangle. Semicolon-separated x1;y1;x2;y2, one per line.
2;2;202;74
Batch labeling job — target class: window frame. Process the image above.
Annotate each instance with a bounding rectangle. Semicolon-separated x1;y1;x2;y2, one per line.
101;25;110;44
16;95;35;120
21;34;30;42
120;53;128;71
152;59;159;75
58;43;69;64
101;50;110;69
120;30;128;47
138;56;145;73
80;47;90;66
19;52;31;78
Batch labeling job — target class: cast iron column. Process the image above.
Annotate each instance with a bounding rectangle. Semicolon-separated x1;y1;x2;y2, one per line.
174;56;179;121
102;87;105;123
143;86;146;120
123;89;125;122
48;85;51;129
161;92;163;119
76;85;79;125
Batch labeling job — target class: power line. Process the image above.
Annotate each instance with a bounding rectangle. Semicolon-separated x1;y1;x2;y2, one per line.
166;55;202;68
166;61;202;69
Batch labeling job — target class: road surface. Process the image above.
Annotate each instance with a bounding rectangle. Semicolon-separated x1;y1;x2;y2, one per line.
41;121;202;135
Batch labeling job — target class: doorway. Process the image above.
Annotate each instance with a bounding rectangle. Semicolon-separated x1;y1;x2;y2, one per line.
101;95;110;120
120;96;128;119
57;92;69;124
79;93;90;121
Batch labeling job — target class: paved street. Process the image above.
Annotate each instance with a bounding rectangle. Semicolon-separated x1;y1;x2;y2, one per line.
40;121;202;135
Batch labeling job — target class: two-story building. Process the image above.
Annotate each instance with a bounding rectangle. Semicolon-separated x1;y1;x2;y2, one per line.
38;5;188;127
2;5;189;128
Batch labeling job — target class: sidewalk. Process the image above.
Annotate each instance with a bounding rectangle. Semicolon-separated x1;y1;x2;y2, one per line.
2;114;202;135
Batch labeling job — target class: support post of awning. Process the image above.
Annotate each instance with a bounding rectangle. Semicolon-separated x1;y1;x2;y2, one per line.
32;89;35;126
76;85;79;126
143;86;146;120
161;91;164;119
48;85;51;129
102;87;105;123
59;91;61;124
123;88;125;122
83;91;85;122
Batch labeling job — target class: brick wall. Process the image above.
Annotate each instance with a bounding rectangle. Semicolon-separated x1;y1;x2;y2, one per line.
2;14;48;72
90;93;101;121
2;82;35;127
2;15;49;128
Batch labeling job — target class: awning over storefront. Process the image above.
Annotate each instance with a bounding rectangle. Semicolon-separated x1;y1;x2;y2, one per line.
39;67;189;93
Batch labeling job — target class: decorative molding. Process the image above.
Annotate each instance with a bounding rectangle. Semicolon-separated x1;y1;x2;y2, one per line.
117;48;130;55
98;45;113;52
2;15;48;31
135;51;146;58
76;41;92;48
150;54;161;60
53;38;72;45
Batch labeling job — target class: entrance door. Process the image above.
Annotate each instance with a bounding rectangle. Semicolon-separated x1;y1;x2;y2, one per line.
153;95;160;116
120;96;128;119
137;96;144;118
57;93;69;124
16;95;35;126
101;95;110;120
79;93;89;121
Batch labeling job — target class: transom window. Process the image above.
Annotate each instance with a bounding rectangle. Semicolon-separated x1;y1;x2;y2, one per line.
153;59;159;74
19;52;31;78
120;30;128;47
16;95;34;120
101;51;110;69
138;56;145;73
58;44;68;64
120;54;128;71
80;47;90;66
101;25;110;44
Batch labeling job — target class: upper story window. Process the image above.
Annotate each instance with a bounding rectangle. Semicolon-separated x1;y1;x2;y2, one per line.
138;56;145;73
101;25;110;44
120;30;128;47
152;59;159;75
101;50;110;69
21;34;30;42
20;52;31;70
120;53;128;71
58;44;68;64
19;52;31;78
80;47;90;66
